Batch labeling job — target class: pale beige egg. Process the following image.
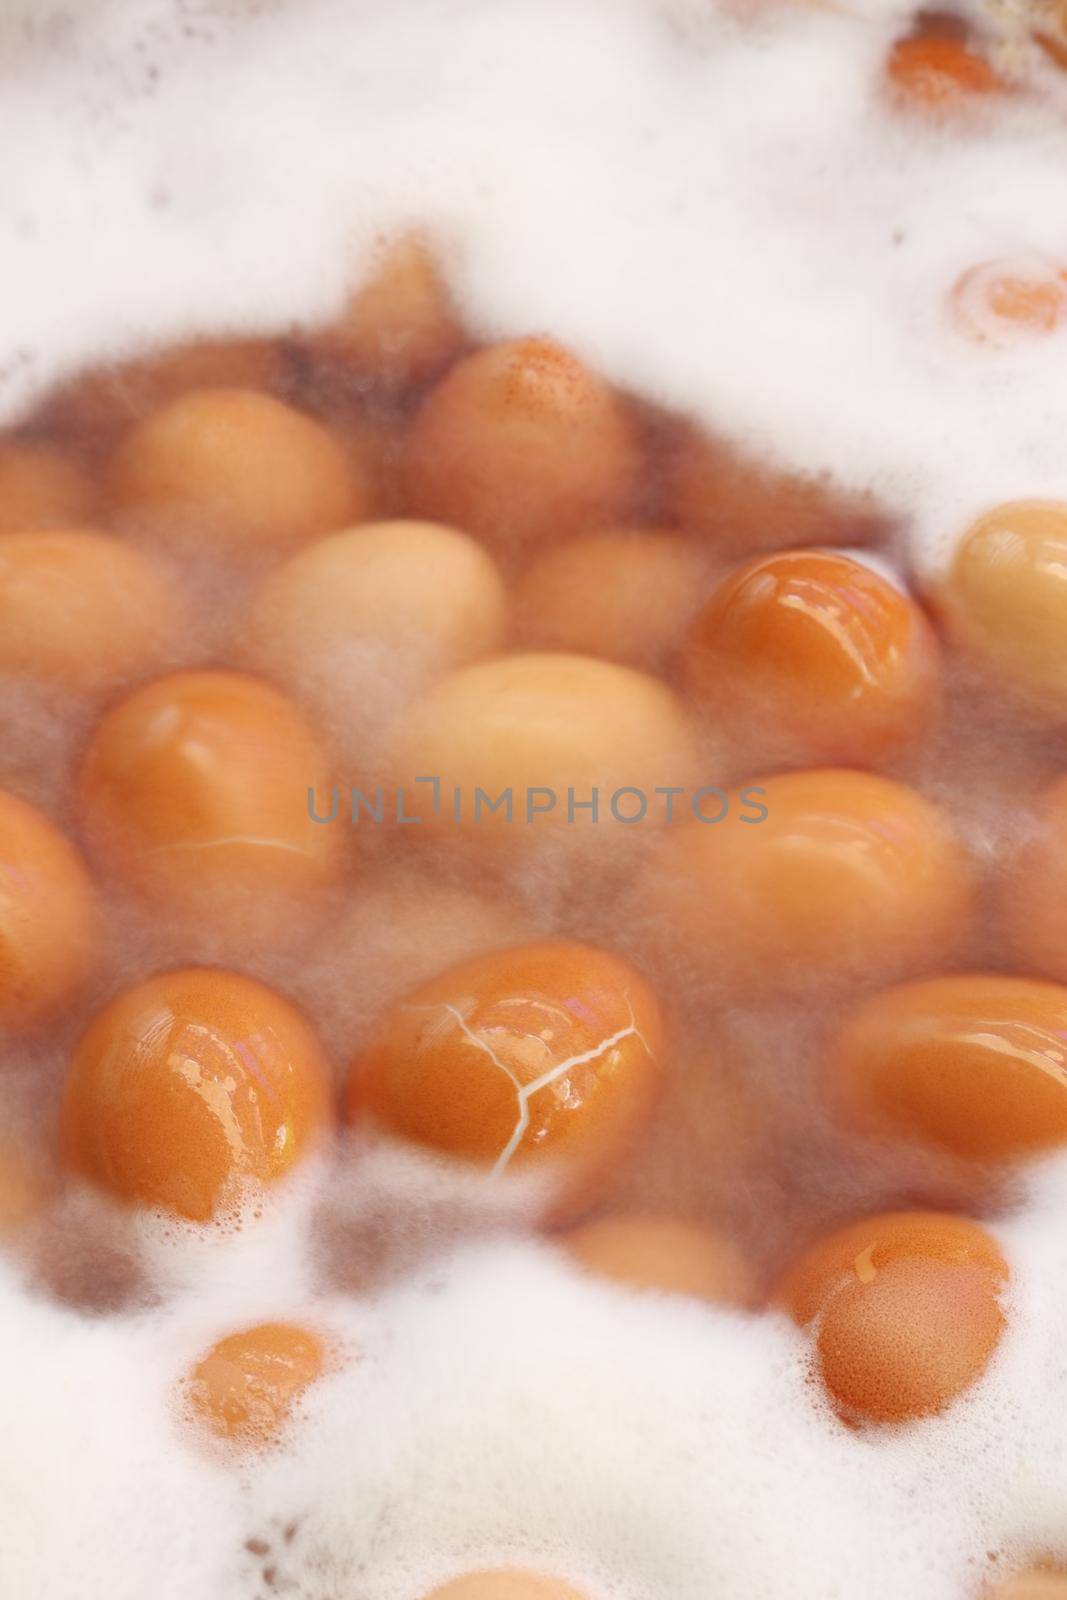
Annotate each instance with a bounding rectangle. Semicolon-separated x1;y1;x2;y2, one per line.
383;651;699;851
240;520;508;743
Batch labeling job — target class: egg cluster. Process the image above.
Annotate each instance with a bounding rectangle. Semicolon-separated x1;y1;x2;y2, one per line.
5;9;1067;1597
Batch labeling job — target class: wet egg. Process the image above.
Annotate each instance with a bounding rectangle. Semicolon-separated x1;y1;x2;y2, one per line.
61;967;332;1222
346;938;663;1204
76;670;340;951
185;1321;327;1447
778;1210;1007;1422
682;549;940;768
641;768;971;999
831;973;1067;1162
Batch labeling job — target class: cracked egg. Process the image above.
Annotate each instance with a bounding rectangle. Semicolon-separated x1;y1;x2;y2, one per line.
345;938;663;1203
76;669;341;955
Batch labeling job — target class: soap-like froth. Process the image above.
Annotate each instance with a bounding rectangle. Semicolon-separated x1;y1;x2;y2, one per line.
3;0;1067;575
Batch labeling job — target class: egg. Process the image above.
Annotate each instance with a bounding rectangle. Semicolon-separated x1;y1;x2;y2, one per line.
0;530;181;694
383;651;699;849
559;1213;756;1306
682;549;940;768
951;258;1067;347
885;35;1001;106
831;974;1067;1162
108;387;368;556
403;338;638;556
185;1321;327;1447
76;670;340;949
325;233;465;392
669;423;881;557
346;939;663;1201
1001;774;1067;982
641;768;971;999
43;337;286;456
422;1574;589;1600
0;440;97;533
0;789;96;1031
61;967;332;1222
240;520;508;733
988;1574;1067;1600
936;502;1067;713
514;529;708;672
778;1210;1007;1422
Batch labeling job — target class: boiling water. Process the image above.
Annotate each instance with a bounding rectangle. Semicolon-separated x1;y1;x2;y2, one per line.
3;2;1067;1597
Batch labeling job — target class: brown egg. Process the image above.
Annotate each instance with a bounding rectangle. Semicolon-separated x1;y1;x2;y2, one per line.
241;519;508;717
327;233;465;391
0;441;97;533
384;651;698;848
346;939;663;1201
951;259;1067;347
0;789;96;1030
109;387;368;556
559;1213;756;1306
1001;775;1067;982
886;34;1002;107
832;974;1067;1162
0;530;180;694
404;338;638;555
76;670;340;948
641;769;971;999
42;336;286;455
185;1321;327;1447
514;528;708;671
423;1574;589;1600
683;549;940;768
61;967;332;1221
936;501;1067;713
778;1210;1007;1422
987;1572;1067;1600
669;424;880;557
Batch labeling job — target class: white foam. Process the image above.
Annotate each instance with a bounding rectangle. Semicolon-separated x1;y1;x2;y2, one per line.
5;3;1067;1598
